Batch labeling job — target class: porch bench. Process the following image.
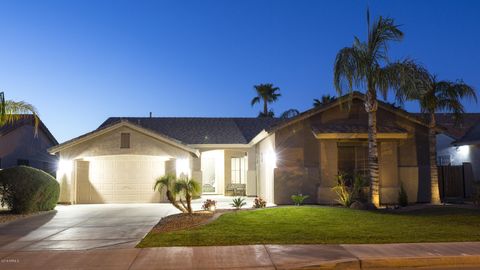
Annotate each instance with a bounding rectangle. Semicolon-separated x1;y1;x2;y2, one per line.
226;184;246;196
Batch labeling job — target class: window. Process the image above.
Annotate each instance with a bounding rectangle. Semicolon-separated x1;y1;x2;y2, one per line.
231;157;246;184
120;133;130;148
17;159;29;166
337;142;368;185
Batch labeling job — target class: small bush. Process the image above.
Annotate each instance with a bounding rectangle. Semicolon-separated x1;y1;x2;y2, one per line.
231;197;246;210
398;184;408;207
291;193;309;206
202;199;217;211
253;197;267;208
332;174;354;207
0;166;60;214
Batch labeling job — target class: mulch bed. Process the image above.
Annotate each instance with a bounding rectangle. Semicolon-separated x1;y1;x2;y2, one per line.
151;210;232;233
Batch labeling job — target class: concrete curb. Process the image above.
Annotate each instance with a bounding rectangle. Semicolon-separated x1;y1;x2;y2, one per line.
359;255;480;269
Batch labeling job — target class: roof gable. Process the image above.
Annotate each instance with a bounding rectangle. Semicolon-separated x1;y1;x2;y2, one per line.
265;92;430;133
48;121;200;156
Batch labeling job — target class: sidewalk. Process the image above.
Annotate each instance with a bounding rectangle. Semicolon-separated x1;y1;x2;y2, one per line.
1;242;480;269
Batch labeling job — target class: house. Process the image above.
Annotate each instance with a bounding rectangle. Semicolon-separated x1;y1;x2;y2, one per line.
413;113;480;168
49;92;433;205
452;118;480;183
0;115;58;174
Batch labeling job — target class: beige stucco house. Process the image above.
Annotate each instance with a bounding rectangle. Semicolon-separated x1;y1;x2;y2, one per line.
49;92;433;205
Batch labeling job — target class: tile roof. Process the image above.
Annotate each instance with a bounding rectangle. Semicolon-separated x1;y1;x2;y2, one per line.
454;121;480;145
412;113;480;139
99;117;283;145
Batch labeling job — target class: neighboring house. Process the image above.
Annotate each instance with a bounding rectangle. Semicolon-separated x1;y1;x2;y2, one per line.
49;92;433;205
452;119;480;183
412;113;480;167
0;115;58;174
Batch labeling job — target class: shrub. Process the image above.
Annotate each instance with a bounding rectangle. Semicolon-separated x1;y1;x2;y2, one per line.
231;197;246;210
398;184;408;207
202;199;217;211
253;197;266;208
291;193;309;206
332;173;354;207
0;166;59;214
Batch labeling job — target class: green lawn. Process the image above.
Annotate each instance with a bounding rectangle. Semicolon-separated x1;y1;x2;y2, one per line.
137;206;480;247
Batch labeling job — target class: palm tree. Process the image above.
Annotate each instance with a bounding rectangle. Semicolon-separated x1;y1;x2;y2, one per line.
0;92;39;130
175;177;201;214
154;175;187;213
313;94;336;107
401;65;477;204
333;10;420;207
280;108;300;119
251;84;281;117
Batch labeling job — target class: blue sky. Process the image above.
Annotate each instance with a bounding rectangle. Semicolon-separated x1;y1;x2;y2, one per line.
1;0;479;143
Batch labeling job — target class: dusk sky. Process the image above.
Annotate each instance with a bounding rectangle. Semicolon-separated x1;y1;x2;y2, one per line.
1;0;479;143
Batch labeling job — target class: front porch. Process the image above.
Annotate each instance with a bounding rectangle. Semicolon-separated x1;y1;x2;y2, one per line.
195;148;257;197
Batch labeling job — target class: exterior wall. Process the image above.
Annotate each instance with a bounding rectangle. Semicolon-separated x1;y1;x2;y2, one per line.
272;120;320;205
57;126;191;160
0;124;57;174
272;98;431;205
257;134;275;203
379;141;399;204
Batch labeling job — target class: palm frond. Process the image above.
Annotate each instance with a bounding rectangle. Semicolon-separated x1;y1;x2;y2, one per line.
334;47;365;96
0;96;39;134
251;96;260;106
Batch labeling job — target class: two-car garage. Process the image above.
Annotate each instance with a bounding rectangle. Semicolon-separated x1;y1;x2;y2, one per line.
50;120;199;204
75;155;167;203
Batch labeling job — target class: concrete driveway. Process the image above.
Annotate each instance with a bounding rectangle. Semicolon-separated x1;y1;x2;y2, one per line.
0;204;178;251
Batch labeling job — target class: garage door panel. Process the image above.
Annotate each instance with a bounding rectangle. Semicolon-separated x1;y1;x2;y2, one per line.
76;156;167;203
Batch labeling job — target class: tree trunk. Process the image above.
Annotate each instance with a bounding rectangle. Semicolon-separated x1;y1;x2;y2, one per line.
263;97;268;116
186;192;192;214
166;190;187;213
429;113;441;204
365;90;380;207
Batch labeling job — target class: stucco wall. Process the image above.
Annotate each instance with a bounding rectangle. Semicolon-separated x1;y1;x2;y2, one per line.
257;134;275;203
57;126;191;160
0;124;57;173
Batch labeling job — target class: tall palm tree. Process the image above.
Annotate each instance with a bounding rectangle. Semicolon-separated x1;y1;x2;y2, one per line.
333;10;419;207
401;65;477;204
251;83;281;117
0;92;39;130
313;94;336;107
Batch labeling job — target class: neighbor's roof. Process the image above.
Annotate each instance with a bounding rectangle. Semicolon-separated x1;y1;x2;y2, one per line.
454;120;480;146
0;115;58;145
99;117;283;145
412;113;480;139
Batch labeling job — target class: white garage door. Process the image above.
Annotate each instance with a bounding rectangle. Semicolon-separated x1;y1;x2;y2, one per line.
76;155;167;203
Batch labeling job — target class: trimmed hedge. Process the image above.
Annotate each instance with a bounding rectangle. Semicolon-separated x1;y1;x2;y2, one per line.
0;166;60;214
